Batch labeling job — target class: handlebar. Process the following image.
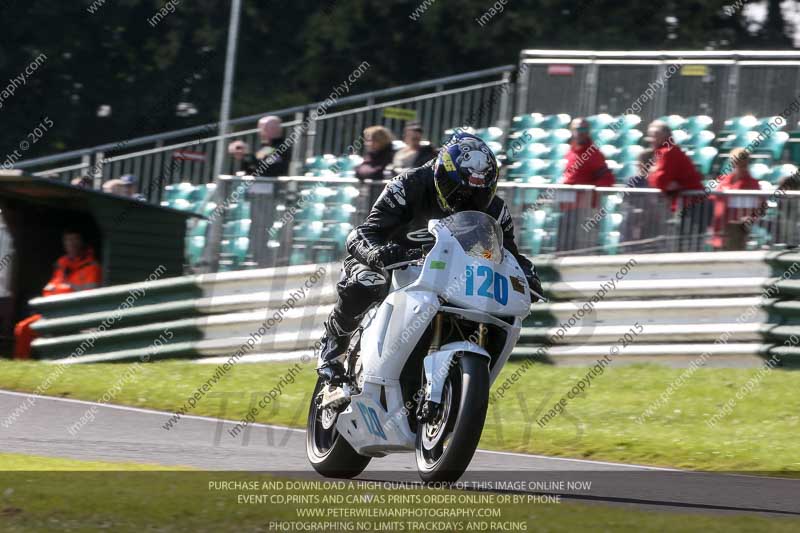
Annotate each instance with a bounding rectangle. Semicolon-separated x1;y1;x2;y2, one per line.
384;247;426;271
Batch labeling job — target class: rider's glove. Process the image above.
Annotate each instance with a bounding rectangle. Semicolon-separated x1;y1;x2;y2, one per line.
527;272;544;303
366;243;409;270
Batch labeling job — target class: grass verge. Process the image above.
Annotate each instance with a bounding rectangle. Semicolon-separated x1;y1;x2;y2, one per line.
0;359;798;472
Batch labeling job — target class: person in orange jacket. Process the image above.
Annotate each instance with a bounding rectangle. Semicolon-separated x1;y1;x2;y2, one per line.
13;229;102;359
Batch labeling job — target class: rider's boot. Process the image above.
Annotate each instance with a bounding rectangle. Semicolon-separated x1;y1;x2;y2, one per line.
316;316;352;383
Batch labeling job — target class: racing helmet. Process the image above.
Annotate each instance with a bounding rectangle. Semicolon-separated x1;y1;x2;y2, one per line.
433;131;498;213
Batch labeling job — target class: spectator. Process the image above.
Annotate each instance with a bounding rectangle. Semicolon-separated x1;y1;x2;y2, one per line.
646;120;704;200
711;148;761;250
103;174;145;201
392;122;436;171
561;118;614;187
228;139;249;158
355;126;395;180
241;115;291;176
14;228;102;359
632;149;654;187
70;176;93;188
646;120;709;251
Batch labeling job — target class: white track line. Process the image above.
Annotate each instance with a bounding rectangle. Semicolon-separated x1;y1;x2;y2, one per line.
0;389;304;433
0;389;679;471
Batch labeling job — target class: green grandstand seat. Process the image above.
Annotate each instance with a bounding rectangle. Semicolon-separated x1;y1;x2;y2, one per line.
672;129;691;147
289;246;312;266
487;141;503;156
600;144;620;160
223;219;251;239
163;198;195;212
614;162;638;182
163;182;197;202
295;202;326;221
615;145;643;164
507;159;549;179
512;175;550;206
594;129;616;146
475;127;504;143
657;115;686;131
683;115;713;135
188;219;208;238
586;114;615;131
611;114;642;132
768;164;799;184
293;221;325;241
720;131;758;151
757;116;786;131
749;162;772;182
688;147;718;175
549;128;572;145
331;184;360;204
513;142;550;161
335;154;363;174
753;131;789;161
199;200;218;218
185;235;206;265
304;155;338;176
220;236;250;265
549;143;571;160
325;204;357;222
599;212;625;254
513;128;550;145
611;129;643;147
511;114;544;132
538;114;571;130
225;201;251;221
722;115;759;136
687;130;715;149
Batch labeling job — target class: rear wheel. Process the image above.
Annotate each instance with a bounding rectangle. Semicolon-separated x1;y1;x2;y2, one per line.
415;353;489;482
306;377;371;478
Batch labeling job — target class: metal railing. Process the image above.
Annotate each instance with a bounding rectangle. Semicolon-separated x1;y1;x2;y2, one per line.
516;50;800;128
196;176;800;273
13;65;515;190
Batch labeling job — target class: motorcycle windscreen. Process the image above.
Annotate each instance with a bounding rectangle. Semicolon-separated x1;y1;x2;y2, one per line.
440;210;503;264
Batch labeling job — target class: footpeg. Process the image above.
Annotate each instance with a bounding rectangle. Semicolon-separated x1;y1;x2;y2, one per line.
320;383;352;410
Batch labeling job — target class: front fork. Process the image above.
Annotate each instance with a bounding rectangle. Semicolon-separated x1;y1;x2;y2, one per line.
417;314;487;423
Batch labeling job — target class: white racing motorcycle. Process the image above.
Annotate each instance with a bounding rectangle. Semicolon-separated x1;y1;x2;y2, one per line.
307;211;536;482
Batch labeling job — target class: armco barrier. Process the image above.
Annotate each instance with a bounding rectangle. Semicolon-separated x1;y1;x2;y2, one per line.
25;251;800;367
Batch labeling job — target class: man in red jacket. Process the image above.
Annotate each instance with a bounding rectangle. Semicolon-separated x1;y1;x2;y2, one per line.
562;118;615;187
646;120;709;250
646;120;704;201
13;229;102;359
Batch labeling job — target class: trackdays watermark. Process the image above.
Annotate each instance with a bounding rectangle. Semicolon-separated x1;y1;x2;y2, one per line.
162;265;328;431
0;53;46;110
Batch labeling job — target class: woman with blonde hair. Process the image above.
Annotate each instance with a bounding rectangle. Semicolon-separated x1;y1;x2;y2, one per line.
355;125;395;180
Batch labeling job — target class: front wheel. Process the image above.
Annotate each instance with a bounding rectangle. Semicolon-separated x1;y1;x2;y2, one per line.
415;353;489;483
306;377;371;478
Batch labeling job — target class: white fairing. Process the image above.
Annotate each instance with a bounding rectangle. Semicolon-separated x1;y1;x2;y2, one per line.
336;212;531;456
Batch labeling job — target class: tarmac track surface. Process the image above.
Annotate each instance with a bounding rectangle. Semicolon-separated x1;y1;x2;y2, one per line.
1;390;798;518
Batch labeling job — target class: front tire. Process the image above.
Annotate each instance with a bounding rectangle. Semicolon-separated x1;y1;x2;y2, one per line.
415;353;490;483
306;377;371;478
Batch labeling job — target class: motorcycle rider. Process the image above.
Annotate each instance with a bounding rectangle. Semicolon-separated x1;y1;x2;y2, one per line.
317;132;543;381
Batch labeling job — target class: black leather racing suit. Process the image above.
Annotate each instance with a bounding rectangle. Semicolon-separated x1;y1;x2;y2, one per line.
327;162;541;335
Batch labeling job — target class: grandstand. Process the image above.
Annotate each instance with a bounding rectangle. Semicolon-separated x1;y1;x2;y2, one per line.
6;49;799;365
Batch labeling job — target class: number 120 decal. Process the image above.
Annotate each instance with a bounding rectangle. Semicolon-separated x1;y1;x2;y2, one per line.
465;265;508;305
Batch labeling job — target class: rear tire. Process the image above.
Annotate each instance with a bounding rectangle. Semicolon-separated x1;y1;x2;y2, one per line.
415;353;489;483
306;377;371;478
